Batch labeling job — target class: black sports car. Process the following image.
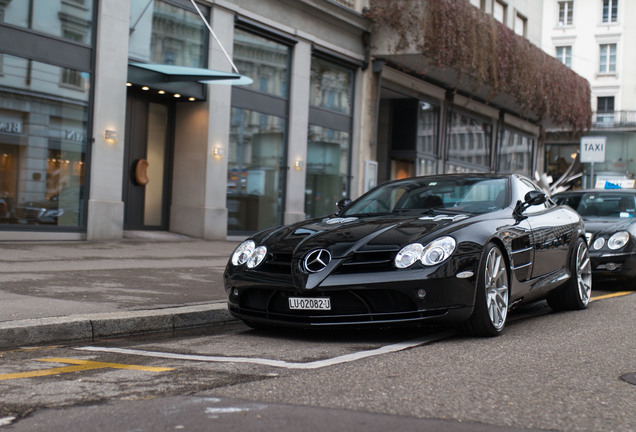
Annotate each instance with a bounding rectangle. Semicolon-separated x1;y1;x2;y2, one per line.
225;174;591;336
553;188;636;288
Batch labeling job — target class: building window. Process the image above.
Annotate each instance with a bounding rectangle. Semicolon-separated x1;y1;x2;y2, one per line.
310;57;353;115
558;1;573;26
306;126;351;218
445;111;492;173
599;43;617;73
602;0;618;23
233;28;289;98
514;13;526;37
227;109;286;233
128;0;207;68
493;1;506;23
596;96;615;124
469;0;483;9
556;46;572;68
497;129;534;175
0;53;89;228
416;101;440;175
228;27;292;234
597;96;615;112
2;0;93;44
306;56;355;219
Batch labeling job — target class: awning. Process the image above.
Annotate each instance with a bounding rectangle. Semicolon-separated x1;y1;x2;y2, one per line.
127;63;253;100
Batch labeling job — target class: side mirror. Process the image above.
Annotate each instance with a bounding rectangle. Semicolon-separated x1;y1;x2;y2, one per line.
524;190;547;207
514;190;547;221
337;198;352;210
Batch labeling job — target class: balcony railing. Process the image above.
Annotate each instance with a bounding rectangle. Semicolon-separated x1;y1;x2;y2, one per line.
592;111;636;128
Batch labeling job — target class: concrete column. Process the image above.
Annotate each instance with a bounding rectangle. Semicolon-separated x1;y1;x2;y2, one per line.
170;5;233;240
284;40;311;225
352;66;375;199
86;0;130;240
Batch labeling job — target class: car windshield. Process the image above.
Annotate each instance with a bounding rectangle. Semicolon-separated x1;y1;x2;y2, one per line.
554;192;636;219
342;177;508;217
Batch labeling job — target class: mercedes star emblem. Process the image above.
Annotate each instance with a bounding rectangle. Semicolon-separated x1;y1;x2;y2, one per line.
303;249;332;273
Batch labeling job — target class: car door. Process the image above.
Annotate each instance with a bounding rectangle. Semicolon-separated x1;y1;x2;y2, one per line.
517;179;575;279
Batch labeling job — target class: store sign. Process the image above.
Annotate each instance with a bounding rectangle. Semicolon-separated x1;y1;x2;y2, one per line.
580;136;606;163
595;178;636;189
0;121;22;134
65;129;85;143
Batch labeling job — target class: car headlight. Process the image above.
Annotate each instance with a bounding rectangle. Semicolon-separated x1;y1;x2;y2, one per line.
395;243;424;269
231;240;256;266
421;236;456;266
247;246;268;268
592;237;605;250
608;231;630;250
394;237;456;269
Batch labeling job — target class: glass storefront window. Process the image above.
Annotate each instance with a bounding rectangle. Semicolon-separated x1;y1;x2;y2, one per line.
227;108;285;233
445;111;491;172
129;0;206;67
310;57;353;115
0;54;89;228
578;132;636;188
418;158;437;176
1;0;93;44
233;29;290;98
498;128;534;174
305;125;350;218
417;102;439;156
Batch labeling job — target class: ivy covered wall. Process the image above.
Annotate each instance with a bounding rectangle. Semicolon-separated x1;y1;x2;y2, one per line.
367;0;591;135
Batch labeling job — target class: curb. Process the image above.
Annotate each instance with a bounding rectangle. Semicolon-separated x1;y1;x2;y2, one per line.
0;302;235;349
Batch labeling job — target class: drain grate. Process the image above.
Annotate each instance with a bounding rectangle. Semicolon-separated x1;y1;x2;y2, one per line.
621;373;636;386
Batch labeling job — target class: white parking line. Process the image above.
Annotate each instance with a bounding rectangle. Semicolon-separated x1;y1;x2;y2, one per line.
75;330;456;370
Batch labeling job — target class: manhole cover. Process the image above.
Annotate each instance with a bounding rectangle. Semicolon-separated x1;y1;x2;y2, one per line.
621;373;636;385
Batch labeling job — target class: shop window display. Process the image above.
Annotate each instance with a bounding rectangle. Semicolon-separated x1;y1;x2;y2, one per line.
0;54;88;228
227;108;285;233
305;126;350;218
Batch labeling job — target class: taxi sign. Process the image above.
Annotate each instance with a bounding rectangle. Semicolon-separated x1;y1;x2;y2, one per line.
581;136;606;163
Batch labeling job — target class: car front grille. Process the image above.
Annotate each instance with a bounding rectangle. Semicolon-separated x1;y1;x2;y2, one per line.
258;252;293;274
335;249;399;274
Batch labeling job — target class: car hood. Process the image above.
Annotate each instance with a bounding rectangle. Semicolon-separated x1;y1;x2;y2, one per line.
584;218;635;235
253;212;479;259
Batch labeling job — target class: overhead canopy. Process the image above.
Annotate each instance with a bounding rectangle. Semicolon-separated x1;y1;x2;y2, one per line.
127;63;253;100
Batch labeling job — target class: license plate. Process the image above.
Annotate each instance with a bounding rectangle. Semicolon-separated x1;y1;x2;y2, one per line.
288;297;331;310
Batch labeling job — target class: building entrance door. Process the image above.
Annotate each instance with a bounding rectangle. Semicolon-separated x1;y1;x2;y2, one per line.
123;92;174;230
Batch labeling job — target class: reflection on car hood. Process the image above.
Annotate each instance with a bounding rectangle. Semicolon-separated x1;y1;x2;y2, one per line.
584;218;636;235
253;213;475;259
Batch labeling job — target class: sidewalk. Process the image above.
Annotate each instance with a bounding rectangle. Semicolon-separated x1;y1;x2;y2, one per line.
0;232;240;349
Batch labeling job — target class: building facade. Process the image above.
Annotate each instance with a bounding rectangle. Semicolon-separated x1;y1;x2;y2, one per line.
0;0;586;241
542;0;636;188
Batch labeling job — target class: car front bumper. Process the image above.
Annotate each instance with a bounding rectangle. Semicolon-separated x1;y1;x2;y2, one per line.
224;254;480;328
590;250;636;284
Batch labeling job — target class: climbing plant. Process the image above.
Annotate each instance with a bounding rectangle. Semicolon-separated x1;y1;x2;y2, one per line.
367;0;591;134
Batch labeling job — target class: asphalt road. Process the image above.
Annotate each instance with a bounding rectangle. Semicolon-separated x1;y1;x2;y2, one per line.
1;291;635;432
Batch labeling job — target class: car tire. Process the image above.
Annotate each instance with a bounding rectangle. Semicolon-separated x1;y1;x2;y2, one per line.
547;237;592;311
463;242;510;337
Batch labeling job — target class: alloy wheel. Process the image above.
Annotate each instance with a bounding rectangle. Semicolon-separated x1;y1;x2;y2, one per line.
576;242;592;306
485;247;509;330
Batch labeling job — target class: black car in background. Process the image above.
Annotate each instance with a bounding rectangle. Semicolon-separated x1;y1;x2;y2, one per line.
553;189;636;288
225;174;591;336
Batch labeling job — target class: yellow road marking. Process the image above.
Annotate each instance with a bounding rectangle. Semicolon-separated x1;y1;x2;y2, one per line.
591;291;633;301
0;358;173;381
